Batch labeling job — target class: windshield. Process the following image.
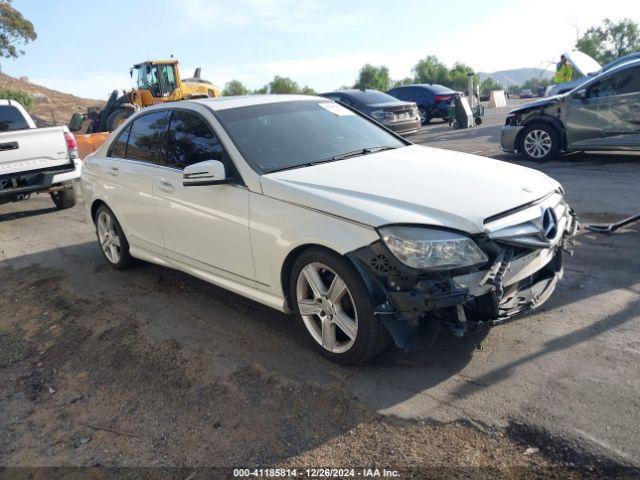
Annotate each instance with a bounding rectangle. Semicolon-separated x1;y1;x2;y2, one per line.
215;101;406;174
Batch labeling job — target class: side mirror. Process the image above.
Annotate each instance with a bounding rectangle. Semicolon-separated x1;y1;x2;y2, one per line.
183;160;230;186
573;88;587;101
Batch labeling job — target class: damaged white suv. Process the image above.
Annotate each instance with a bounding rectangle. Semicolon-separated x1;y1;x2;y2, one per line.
81;96;577;365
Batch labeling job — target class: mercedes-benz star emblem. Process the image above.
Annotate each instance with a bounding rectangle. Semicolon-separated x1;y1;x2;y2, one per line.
541;208;558;240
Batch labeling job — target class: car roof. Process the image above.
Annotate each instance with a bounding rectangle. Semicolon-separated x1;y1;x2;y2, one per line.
603;57;640;73
390;84;454;92
322;89;400;102
602;53;640;72
190;94;326;111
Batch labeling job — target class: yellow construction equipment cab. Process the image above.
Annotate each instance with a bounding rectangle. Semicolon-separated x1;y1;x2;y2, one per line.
86;59;220;133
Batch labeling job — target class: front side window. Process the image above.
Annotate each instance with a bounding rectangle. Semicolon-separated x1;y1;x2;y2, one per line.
165;111;224;169
0;106;29;131
125;111;170;164
136;64;161;97
215;100;405;174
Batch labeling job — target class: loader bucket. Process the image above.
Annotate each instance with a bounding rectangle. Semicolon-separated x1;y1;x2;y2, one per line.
76;132;111;159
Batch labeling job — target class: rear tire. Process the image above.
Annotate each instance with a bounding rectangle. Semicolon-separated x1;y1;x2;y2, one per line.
519;123;559;162
289;248;390;365
418;107;431;125
94;205;134;270
50;182;76;209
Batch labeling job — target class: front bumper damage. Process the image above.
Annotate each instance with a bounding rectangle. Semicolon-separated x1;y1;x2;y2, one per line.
347;192;579;349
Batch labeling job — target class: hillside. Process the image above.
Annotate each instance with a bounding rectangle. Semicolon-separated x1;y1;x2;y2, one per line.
0;73;104;126
478;68;554;87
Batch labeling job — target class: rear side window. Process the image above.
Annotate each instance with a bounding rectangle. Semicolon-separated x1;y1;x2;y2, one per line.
126;111;170;163
589;67;640;98
165;110;224;169
0;105;29;132
107;124;130;158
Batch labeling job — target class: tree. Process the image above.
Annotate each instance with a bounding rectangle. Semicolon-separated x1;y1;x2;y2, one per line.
521;77;552;91
0;0;36;60
480;77;502;95
354;64;391;91
392;77;414;88
448;62;478;91
0;87;32;108
301;85;316;95
412;55;450;85
576;18;640;65
222;79;249;96
268;75;300;94
253;85;268;94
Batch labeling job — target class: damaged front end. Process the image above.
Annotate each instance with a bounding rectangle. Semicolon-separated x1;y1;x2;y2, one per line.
347;192;579;350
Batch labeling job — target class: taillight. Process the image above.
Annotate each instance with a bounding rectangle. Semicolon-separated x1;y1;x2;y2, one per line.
371;110;395;122
64;131;77;150
435;95;451;102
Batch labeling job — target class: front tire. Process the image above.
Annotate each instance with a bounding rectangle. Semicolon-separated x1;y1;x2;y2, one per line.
106;105;136;131
50;182;76;209
94;205;134;270
289;248;389;365
519;123;559;162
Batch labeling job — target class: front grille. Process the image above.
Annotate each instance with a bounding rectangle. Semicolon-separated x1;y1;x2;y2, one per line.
484;193;573;249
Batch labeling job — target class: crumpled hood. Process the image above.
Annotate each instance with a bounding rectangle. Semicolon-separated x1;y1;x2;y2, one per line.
509;95;563;113
260;145;560;233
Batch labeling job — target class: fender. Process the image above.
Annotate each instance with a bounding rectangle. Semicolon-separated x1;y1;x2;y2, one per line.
519;113;567;151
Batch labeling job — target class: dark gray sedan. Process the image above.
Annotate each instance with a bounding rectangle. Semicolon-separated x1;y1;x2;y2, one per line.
501;59;640;161
320;89;421;136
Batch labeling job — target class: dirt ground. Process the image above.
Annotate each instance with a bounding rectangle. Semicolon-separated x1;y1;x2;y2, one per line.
1;100;639;479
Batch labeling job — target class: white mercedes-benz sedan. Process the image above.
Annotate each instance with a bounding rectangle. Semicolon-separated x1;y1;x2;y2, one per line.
81;95;577;365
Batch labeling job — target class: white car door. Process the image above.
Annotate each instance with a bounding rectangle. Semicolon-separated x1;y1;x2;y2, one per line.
101;110;168;250
153;108;255;282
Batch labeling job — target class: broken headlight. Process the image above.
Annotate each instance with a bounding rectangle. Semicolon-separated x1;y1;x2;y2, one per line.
379;226;488;270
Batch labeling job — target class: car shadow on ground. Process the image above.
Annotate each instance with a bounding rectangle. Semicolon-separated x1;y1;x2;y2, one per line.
2;210;638;418
0;205;58;222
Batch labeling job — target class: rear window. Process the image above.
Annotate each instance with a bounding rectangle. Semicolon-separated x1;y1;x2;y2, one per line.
0;105;29;132
420;85;455;95
345;91;398;104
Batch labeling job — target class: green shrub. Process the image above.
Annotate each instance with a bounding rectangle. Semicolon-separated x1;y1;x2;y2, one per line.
0;88;34;109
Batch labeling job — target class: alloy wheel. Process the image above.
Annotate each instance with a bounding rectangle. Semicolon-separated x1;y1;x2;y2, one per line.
523;129;552;159
96;211;121;264
418;107;428;124
296;262;358;354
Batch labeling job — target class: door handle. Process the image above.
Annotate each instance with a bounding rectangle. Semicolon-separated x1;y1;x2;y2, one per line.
158;179;174;193
108;166;119;176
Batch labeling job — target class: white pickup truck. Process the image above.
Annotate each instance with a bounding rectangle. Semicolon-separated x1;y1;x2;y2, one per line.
0;99;80;209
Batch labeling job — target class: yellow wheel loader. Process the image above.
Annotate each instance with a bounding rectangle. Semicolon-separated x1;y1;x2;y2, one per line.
87;59;220;133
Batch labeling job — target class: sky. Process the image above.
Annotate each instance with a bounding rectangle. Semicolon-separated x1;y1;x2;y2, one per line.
3;0;639;100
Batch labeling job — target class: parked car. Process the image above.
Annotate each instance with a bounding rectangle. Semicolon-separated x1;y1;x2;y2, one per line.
387;84;455;124
502;59;640;161
519;89;533;98
320;89;420;136
82;95;577;364
0;99;79;208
